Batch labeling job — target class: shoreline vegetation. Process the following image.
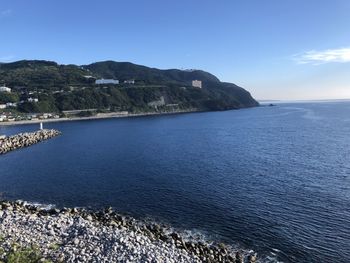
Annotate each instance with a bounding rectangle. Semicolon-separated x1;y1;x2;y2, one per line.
0;200;258;263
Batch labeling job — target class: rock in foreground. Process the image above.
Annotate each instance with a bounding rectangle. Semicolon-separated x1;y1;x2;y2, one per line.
0;201;257;262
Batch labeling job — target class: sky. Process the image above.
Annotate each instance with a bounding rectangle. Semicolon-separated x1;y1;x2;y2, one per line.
1;0;350;100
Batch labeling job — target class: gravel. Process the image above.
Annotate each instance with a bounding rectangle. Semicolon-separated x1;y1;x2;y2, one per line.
0;200;257;263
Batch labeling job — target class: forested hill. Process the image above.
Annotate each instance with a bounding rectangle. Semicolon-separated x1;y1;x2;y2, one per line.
84;61;221;84
0;60;258;114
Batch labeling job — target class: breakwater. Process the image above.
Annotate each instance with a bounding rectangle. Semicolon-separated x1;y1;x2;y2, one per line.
0;200;257;263
0;129;61;154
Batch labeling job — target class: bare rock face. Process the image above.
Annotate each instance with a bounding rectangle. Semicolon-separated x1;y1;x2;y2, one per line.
0;129;61;155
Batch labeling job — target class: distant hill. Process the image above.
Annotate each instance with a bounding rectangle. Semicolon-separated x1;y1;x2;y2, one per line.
84;61;221;84
0;60;258;113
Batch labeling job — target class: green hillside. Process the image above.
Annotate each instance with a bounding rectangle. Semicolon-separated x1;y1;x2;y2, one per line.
0;60;258;114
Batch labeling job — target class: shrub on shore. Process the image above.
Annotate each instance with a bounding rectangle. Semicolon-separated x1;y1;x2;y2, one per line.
0;245;52;263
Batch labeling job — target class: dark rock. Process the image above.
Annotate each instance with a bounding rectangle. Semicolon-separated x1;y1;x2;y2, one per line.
235;252;243;263
170;232;181;241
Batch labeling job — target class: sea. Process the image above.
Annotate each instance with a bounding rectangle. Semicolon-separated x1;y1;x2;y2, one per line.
1;101;350;262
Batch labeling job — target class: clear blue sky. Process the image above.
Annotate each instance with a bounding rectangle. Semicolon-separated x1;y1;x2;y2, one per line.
1;0;350;100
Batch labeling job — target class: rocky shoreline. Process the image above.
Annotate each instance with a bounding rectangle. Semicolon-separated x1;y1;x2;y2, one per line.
0;200;258;263
0;129;61;155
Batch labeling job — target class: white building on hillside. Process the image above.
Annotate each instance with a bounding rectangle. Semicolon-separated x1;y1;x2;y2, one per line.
6;102;17;107
28;98;39;103
0;86;11;93
192;80;202;89
95;79;119;85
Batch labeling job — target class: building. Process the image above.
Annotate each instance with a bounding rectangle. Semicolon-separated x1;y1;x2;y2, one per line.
0;114;7;122
0;104;7;109
95;79;119;85
6;102;17;108
0;86;11;93
38;113;52;119
124;80;135;84
28;98;39;103
192;80;202;89
62;109;97;116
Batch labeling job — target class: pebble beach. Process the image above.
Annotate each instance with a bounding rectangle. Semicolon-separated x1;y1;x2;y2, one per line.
0;201;257;263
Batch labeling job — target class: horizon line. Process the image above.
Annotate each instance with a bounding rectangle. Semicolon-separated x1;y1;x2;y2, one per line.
258;98;350;103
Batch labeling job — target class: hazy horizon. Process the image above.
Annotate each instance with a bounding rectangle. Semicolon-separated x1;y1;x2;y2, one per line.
1;0;350;100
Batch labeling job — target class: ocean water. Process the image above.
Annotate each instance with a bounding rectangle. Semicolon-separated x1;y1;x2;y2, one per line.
1;101;350;262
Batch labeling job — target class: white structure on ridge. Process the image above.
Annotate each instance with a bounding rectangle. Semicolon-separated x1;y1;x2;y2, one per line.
0;86;11;93
28;98;39;103
192;80;202;89
95;79;119;85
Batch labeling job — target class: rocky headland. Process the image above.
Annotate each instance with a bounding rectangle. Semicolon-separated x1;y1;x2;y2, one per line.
0;200;258;263
0;129;61;155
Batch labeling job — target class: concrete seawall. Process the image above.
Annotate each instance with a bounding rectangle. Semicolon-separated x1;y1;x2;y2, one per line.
0;129;61;155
